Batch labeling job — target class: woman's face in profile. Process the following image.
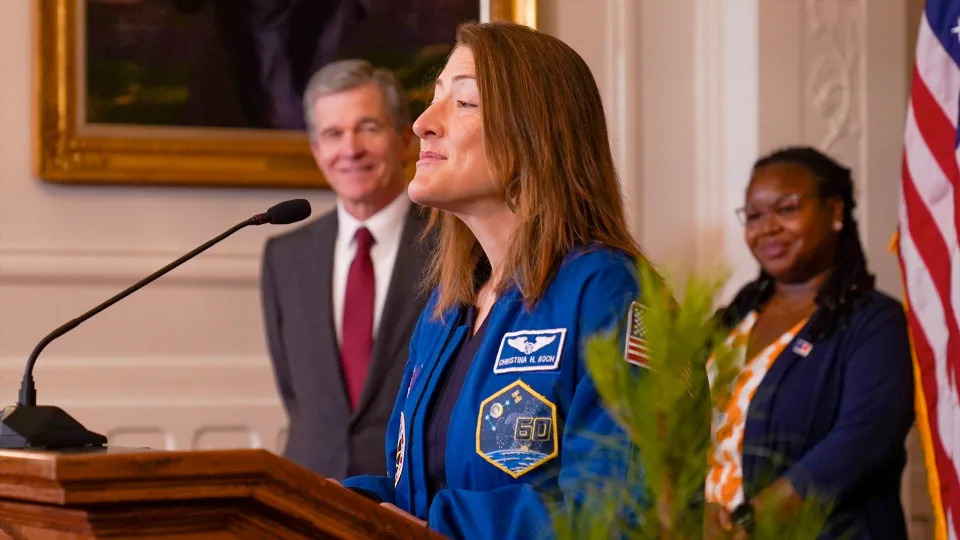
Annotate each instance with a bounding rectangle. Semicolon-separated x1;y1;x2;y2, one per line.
408;46;497;214
742;162;842;283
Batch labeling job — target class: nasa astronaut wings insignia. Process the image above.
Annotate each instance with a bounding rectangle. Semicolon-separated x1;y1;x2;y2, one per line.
476;380;559;478
493;328;567;374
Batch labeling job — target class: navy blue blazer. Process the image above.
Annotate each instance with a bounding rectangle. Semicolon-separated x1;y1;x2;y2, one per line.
740;290;914;539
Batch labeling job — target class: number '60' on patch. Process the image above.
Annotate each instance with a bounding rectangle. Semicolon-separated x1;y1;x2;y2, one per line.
475;379;558;479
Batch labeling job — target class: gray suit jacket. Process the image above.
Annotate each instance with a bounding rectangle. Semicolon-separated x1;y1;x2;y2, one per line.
260;204;432;478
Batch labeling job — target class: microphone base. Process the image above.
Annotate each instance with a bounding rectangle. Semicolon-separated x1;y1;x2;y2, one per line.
0;405;107;449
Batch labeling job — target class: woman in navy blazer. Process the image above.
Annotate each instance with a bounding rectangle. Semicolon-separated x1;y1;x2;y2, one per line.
704;147;914;539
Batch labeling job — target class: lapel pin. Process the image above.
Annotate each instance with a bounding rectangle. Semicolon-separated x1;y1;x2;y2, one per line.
792;338;813;357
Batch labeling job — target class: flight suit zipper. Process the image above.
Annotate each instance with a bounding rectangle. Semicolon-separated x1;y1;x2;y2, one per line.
406;306;466;516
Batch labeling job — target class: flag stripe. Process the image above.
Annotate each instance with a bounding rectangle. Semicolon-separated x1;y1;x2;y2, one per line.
911;69;960;192
902;118;960;348
918;11;960;126
901;5;960;537
909;64;960;259
900;201;960;506
902;157;960;352
904;108;960;270
908;81;960;339
899;240;951;540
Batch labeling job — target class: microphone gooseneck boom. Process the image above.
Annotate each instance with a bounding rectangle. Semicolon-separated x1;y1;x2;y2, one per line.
1;199;311;449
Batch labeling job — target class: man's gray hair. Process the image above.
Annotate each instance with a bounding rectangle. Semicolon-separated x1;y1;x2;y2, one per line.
302;59;411;141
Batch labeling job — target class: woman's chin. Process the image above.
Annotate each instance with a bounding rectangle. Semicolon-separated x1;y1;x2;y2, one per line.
408;176;445;208
408;186;441;209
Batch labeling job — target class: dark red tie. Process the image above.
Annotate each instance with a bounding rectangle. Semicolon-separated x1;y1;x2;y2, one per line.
341;227;376;410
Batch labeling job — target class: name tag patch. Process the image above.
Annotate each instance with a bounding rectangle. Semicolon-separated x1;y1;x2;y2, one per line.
493;328;567;374
476;379;559;478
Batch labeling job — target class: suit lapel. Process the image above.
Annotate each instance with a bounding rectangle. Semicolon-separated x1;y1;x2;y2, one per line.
352;206;430;419
301;214;351;412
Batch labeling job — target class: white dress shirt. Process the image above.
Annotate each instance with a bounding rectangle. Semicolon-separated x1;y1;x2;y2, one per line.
332;192;412;346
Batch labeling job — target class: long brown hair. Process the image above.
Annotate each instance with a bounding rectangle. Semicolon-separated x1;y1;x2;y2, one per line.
427;21;642;315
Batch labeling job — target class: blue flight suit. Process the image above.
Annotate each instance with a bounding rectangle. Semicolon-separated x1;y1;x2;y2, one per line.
343;246;644;539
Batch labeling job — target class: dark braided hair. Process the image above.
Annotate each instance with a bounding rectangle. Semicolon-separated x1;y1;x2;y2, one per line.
718;146;875;341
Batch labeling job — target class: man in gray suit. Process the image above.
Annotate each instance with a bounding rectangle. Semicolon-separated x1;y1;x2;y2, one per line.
260;59;431;478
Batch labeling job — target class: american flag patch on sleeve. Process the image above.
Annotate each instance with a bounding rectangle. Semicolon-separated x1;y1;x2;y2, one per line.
624;301;650;368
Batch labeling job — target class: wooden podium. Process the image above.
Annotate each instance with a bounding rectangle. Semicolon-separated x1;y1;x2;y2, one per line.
0;447;442;539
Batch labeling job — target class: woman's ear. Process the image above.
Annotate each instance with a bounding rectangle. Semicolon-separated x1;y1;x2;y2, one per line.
828;197;844;232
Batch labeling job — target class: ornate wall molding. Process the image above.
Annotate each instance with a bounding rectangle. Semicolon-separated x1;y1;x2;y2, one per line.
0;248;260;285
803;0;867;168
801;0;868;239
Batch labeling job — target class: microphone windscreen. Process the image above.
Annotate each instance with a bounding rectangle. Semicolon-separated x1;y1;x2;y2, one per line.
266;199;311;225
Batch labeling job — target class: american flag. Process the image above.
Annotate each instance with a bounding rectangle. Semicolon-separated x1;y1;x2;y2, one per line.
625;301;649;368
899;1;960;537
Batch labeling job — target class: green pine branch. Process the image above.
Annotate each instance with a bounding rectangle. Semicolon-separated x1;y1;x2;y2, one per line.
553;262;832;538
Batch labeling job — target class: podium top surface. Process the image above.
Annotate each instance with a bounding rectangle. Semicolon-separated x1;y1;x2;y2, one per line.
0;446;281;481
0;447;440;539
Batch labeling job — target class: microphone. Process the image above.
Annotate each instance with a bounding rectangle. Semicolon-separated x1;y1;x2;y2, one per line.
250;198;311;225
0;199;311;449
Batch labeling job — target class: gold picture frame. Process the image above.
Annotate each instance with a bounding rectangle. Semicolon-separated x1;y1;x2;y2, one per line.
34;0;537;189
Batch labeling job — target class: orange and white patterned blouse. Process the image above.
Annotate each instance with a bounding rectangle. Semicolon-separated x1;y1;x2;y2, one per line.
705;311;809;509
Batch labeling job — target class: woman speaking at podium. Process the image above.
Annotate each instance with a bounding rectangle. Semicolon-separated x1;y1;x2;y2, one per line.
342;21;649;539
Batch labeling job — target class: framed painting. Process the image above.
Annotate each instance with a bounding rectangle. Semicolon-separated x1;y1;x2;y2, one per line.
34;0;538;188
